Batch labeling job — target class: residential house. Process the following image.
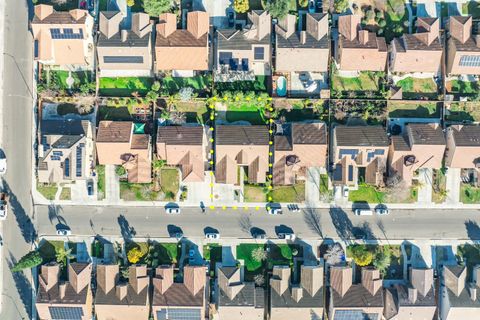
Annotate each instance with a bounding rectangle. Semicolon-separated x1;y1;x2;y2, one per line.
216;266;265;320
215;11;272;79
155;11;209;75
331;125;389;187
384;268;437;320
388;123;446;187
156;126;205;182
215;125;269;184
32;4;94;69
447;16;480;76
390;17;443;74
96;121;152;183
445;125;480;186
36;262;93;320
329;266;384;320
336;14;387;72
97;12;153;77
38;119;94;184
270;265;324;320
95;264;150;320
273;122;327;185
275;13;329;94
152;265;206;320
440;264;480;320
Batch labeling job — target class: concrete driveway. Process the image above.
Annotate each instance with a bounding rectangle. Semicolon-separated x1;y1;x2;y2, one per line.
417;168;433;204
105;164;120;202
445;168;461;204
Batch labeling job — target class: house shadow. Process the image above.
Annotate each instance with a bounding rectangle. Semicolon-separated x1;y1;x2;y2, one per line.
221;246;237;267
329;208;354;244
402;240;429;271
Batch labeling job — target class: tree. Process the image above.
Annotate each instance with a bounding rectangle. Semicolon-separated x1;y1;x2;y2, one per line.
115;165;127;176
325;243;344;265
373;247;391;274
151;81;161;92
365;9;375;21
265;0;290;19
378;19;387;28
56;248;74;265
251;247;268;262
254;274;265;286
127;0;135;6
299;0;308;7
234;0;249;13
146;91;159;108
127;246;144;264
143;0;173;17
152;159;166;176
11;251;43;272
349;245;373;267
334;0;349;13
179;87;194;102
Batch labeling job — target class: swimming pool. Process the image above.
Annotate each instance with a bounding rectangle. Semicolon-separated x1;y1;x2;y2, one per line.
276;76;287;97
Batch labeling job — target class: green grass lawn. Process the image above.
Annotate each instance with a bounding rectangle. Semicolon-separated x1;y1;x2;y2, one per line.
45;70;92;90
349;185;386;203
176;101;209;124
387;101;441;118
445;102;480;122
160;169;179;200
96;165;105;200
223;103;266;124
203;243;222;272
432;169;447;204
396;77;438;99
98;105;133;121
161;76;212;96
153;243;180;266
346;244;403;279
37;183;58;200
458;244;480;279
99;77;154;96
463;1;480;18
38;240;65;263
38;0;78;10
236;244;265;281
461;184;480;204
332;72;381;93
267;244;302;269
269;183;305;203
120;182;159;201
214;76;268;93
59;187;71;201
244;185;267;202
320;174;329;194
447;80;479;95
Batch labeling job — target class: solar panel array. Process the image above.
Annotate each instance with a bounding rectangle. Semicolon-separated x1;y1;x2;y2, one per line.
459;55;480;67
156;308;202;320
334;310;378;320
49;306;84;320
103;56;144;64
50;28;84;39
64;157;70;177
76;145;82;177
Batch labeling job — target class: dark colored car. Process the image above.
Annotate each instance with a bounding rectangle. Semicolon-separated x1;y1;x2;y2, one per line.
87;180;94;196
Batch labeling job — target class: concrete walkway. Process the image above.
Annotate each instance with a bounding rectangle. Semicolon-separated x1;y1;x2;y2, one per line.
417;168;433;204
105;164;120;202
305;167;321;205
445;168;461;204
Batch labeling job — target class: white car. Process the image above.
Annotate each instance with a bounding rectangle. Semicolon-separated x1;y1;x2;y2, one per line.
278;233;296;240
268;208;282;215
375;208;390;215
166;207;181;214
205;233;220;240
343;187;349;198
56;229;71;236
0;158;6;175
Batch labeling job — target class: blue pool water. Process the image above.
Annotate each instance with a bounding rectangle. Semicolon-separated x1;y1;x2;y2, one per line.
276;76;287;97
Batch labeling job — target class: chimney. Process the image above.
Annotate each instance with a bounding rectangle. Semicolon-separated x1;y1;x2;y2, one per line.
469;283;477;301
408;287;418;303
155;266;174;294
306;13;328;41
121;30;128;42
59;282;67;299
35;4;54;21
157;13;177;38
116;283;128;300
187;11;209;39
358;30;369;44
300;30;307;44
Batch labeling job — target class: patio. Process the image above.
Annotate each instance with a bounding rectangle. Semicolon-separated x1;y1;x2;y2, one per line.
289;72;328;97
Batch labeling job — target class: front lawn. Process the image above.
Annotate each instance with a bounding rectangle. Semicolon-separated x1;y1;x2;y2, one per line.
387;101;441;118
267;244;303;269
349;185;386;203
445;102;480;122
38;240;65;263
458;244;480;279
446;80;479;95
96;165;105;200
152;243;181;266
332;71;383;97
59;187;71;201
99;77;154;96
269;183;305;203
320;174;329;194
236;244;265;281
347;244;403;279
432;169;447;204
463;1;480;18
37;183;58;200
161;76;212;96
214;76;268;93
37;0;78;10
461;184;480;204
203;243;222;273
120;182;160;201
160;169;179;200
244;185;267;202
396;77;438;100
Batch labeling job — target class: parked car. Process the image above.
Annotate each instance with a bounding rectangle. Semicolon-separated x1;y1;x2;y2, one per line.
56;228;71;236
166;207;181;214
253;232;266;239
0;193;8;220
354;209;373;216
268;208;282;215
170;232;183;239
205;232;220;240
375;207;390;215
343;187;349;198
0;156;6;175
278;233;296;240
87;180;94;196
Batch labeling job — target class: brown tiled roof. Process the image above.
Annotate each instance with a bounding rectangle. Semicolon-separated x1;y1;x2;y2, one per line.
451;125;480;146
156;30;207;47
153;283;204;307
334;125;389;147
391;135;410;151
97;121;132;143
292;122;327;144
341;32;387;51
393;34;443;52
131;134;149;149
406;123;445;145
33;9;87;24
157;126;203;145
331;283;384;308
274;135;292;151
216;125;269;145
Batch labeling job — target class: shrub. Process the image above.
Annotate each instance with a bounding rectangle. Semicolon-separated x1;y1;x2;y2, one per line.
127;0;135;6
12;251;43;272
299;0;308;7
334;0;349;13
349;245;373;267
233;0;249;13
143;0;173;17
366;9;375;21
127;246;144;264
115;166;127;177
251;247;268;262
264;0;290;19
373;247;391;274
378;19;387;27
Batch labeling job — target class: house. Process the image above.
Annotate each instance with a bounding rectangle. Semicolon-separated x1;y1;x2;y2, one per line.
275;13;329;94
216;266;265;320
96;121;152;183
440;264;480;320
273;122;327;185
36;262;92;320
215;11;271;80
152;265;206;320
329;266;384;320
215;125;269;184
155;11;209;75
390;17;443;74
384;268;437;320
97;12;153;77
336;14;387;72
95;264;150;320
447;16;480;76
156;126;205;182
445;125;480;186
31;4;94;69
270;265;324;320
331;126;389;187
388;123;446;187
38;119;94;184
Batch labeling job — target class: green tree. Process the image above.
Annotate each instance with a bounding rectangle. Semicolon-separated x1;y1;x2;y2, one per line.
127;0;135;6
373;247;391;274
11;251;43;272
56;247;74;265
299;0;308;7
366;9;375;21
146;91;160;108
151;81;161;92
143;0;173;17
115;165;127;176
127;246;144;264
334;0;349;13
350;245;374;267
234;0;249;13
265;0;290;19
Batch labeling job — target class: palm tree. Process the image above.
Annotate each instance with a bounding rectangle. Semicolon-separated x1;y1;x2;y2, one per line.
56;247;74;265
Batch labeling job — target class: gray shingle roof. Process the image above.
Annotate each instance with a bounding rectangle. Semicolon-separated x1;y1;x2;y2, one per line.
157;126;203;145
407;123;445;145
332;284;384;308
217;29;270;51
270;287;324;308
276;32;328;49
41;120;89;136
334;126;389;147
216;125;269;145
98;30;150;47
451;125;480;146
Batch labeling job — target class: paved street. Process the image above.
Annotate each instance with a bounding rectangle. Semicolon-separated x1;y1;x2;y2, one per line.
35;205;480;241
1;0;34;319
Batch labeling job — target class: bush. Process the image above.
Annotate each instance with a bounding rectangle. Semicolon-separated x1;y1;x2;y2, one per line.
12;251;43;272
143;0;173;17
334;0;349;13
264;0;290;19
349;245;373;267
366;9;375;20
373;247;391;274
233;0;249;13
127;246;143;264
127;0;135;6
299;0;308;7
378;19;387;27
115;166;127;177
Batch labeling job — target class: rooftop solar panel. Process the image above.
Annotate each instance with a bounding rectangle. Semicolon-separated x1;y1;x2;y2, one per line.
49;306;84;320
156;308;202;320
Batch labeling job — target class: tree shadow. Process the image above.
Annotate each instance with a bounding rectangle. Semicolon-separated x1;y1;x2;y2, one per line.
303;208;323;238
47;204;66;226
117;214;136;242
329;208;354;244
352;221;377;243
3;181;36;244
465;220;480;240
7;252;32;319
238;214;253;235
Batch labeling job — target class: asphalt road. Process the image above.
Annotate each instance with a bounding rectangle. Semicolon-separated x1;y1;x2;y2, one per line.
1;0;34;319
35;205;480;241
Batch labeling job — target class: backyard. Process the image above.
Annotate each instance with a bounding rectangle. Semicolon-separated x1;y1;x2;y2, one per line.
276;99;329;122
223;104;266;125
348;184;386;203
214;76;268;93
387;101;441;118
175;100;209;124
460;183;480;204
98;77;154;96
396;77;438;100
40;70;93;91
445;102;480;122
161;76;212;96
446;79;479;96
269;183;305;203
332;71;384;98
